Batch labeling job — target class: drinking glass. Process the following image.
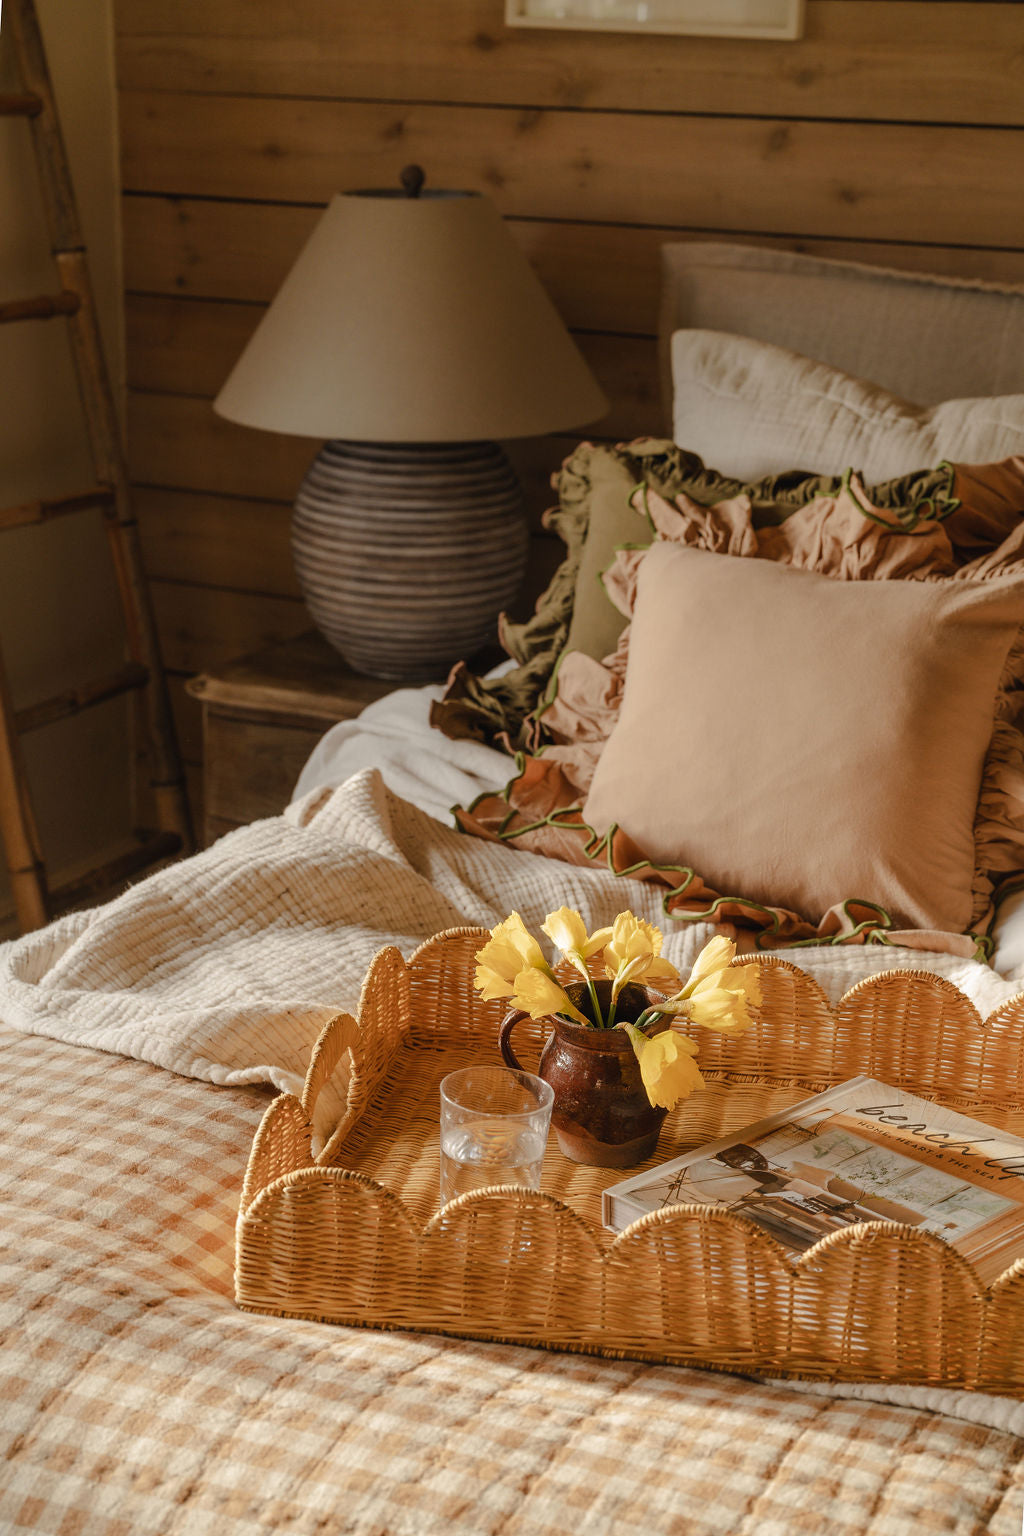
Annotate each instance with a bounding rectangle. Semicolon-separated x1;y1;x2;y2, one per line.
439;1065;554;1209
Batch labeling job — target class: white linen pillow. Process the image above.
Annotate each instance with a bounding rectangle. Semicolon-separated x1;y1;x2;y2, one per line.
671;329;1024;482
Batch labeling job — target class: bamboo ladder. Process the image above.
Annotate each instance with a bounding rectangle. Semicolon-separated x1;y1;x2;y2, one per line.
0;0;193;934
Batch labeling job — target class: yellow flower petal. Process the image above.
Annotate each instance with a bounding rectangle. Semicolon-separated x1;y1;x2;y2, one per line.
613;955;648;991
580;924;615;959
729;963;763;1008
641;998;692;1018
603;912;680;995
691;963;761;1004
541;910;614;978
511;967;590;1026
644;956;682;984
474;959;519;1002
683;959;761;1031
541;906;588;955
680;935;736;997
497;912;549;971
474;913;552;1001
631;1028;705;1111
688;984;756;1034
605;912;662;969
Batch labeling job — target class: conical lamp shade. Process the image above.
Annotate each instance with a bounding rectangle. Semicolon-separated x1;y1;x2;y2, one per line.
213;187;608;442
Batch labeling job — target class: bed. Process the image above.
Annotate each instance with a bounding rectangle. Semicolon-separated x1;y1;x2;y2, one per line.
3;245;1024;1534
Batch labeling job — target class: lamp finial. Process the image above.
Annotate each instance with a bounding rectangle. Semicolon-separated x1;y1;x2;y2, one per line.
400;164;426;199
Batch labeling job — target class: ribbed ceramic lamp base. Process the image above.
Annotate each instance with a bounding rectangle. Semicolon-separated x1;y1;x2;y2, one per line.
292;440;529;682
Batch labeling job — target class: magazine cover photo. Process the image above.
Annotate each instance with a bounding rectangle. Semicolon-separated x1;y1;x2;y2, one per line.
604;1076;1024;1284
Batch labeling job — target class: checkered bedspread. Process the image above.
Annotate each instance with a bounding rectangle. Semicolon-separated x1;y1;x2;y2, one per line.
3;1026;1024;1533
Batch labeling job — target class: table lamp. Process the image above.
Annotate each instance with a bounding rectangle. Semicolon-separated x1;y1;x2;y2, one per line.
213;166;609;682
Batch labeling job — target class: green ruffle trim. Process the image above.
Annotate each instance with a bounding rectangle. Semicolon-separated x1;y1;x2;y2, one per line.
455;764;994;961
455;761;899;951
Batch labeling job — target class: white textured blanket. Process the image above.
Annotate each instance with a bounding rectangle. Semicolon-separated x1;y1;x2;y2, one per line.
3;768;1022;1099
4;766;1024;1432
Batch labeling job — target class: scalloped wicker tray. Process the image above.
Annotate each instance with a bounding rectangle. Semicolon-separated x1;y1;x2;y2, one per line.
236;928;1024;1394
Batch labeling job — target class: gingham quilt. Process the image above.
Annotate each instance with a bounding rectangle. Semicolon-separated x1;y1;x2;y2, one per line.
4;1022;1024;1535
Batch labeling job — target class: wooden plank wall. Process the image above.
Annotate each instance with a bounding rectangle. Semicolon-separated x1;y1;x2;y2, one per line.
113;0;1024;811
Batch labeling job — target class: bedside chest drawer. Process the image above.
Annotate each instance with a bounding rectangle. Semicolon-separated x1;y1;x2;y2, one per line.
203;708;326;834
187;632;397;846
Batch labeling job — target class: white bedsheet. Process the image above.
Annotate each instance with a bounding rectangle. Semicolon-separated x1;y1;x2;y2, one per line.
293;676;514;825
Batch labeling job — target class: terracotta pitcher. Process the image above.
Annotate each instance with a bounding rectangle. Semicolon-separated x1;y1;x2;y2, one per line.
499;979;668;1169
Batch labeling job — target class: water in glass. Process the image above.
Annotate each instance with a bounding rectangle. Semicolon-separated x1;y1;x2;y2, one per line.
440;1116;547;1206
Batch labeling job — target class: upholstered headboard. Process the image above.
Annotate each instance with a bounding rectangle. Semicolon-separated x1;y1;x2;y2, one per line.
658;242;1024;411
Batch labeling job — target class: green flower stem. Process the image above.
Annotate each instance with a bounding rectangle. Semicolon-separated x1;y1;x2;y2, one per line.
583;968;605;1028
631;1005;665;1035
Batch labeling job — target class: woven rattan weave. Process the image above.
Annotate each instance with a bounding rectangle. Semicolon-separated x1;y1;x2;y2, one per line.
236;928;1024;1394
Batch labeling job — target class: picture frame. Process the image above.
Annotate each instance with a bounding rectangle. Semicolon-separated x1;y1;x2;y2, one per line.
505;0;805;41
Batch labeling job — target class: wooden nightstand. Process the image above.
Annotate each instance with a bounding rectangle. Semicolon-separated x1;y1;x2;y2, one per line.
186;631;397;846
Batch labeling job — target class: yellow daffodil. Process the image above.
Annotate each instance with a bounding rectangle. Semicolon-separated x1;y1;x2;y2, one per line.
624;1025;705;1110
475;908;760;1115
627;936;761;1042
685;983;755;1034
474;911;552;1001
540;907;615;1022
602;912;680;1003
541;907;614;974
684;957;762;1034
511;967;590;1026
678;935;738;996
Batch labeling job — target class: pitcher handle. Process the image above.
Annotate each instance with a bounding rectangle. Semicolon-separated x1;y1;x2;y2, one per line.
499;1008;529;1071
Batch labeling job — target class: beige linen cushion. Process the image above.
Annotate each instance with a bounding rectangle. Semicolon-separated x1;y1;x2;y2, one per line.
671;330;1024;483
659;243;1024;407
582;543;1024;934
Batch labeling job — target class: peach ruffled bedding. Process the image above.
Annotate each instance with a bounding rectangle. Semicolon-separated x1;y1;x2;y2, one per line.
454;457;1024;956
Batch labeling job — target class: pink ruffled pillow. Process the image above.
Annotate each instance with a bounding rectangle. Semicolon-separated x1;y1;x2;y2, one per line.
456;458;1024;955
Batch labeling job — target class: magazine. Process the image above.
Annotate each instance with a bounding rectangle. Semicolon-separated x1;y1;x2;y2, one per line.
602;1076;1024;1284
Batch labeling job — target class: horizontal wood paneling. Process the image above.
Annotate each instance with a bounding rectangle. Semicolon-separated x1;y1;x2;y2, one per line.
120;93;1024;249
126;294;262;397
114;0;1024;126
152;579;307;673
136;486;298;594
128;391;310;500
114;0;1024;773
123;195;1024;330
